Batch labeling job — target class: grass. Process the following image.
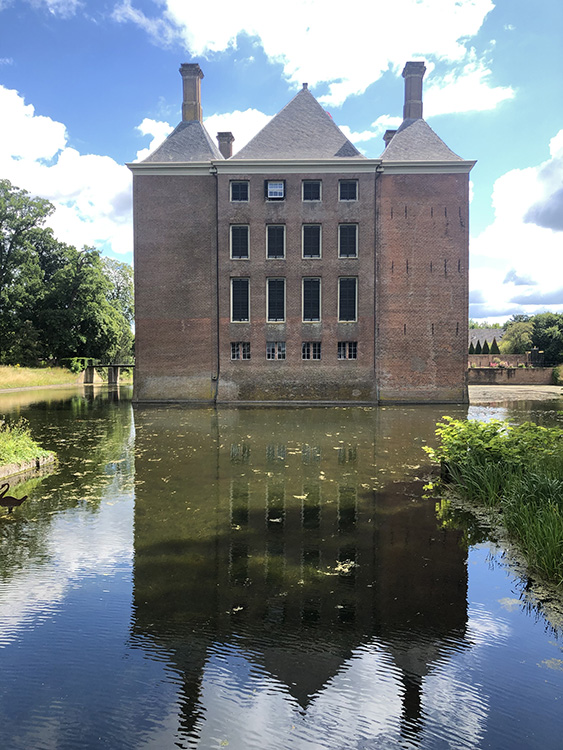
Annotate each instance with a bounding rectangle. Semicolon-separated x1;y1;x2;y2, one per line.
425;418;563;586
0;365;82;390
0;417;54;469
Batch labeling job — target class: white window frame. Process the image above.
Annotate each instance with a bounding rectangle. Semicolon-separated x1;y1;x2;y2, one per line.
231;277;250;322
302;341;322;360
338;224;358;258
337;341;358;359
231;341;251;360
266;225;286;259
302;180;322;202
230;224;249;259
302;277;321;322
266;277;286;323
339;179;358;202
266;341;286;360
267;181;285;200
302;224;322;259
230;180;249;202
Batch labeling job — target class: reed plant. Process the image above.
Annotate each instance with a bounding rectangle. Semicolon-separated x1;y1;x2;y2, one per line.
425;417;563;585
0;417;53;468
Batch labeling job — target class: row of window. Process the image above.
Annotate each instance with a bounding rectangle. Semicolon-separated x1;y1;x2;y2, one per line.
230;223;358;259
231;179;358;203
231;341;358;361
231;277;358;322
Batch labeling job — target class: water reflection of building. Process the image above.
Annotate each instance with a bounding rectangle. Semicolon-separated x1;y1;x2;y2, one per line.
132;406;468;744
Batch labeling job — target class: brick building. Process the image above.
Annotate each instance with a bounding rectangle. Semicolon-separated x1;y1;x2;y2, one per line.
129;61;474;403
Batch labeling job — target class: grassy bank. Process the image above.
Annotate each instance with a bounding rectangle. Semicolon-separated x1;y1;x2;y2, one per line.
0;417;54;471
0;365;82;390
425;417;563;586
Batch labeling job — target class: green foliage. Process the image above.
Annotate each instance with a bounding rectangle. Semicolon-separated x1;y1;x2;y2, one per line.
501;313;563;363
468;342;475;355
425;417;563;584
468;320;502;329
0;180;134;365
482;340;490;355
0;416;53;467
490;337;500;355
553;365;563;385
474;340;482;354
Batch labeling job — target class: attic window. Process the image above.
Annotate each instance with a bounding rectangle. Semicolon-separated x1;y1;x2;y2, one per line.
231;181;249;202
339;180;358;201
265;180;285;201
303;180;321;201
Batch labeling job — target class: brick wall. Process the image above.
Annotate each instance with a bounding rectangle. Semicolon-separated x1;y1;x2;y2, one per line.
133;173;218;401
376;172;469;403
467;367;553;385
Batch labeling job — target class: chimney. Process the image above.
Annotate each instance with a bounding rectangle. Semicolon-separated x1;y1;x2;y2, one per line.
217;132;235;159
383;129;397;148
402;61;426;120
179;63;204;122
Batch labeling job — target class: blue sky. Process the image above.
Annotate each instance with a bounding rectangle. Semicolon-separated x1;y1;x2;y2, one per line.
1;0;562;322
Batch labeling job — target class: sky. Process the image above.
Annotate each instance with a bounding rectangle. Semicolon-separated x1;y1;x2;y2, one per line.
0;0;562;323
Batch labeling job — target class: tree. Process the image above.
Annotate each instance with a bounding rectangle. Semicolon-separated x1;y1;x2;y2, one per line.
531;313;563;364
482;340;490;355
475;341;482;355
500;320;533;355
490;337;500;355
0;180;134;365
468;342;475;355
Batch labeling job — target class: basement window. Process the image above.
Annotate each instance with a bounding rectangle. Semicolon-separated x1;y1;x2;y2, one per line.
265;180;285;200
302;341;321;360
266;341;286;360
337;341;358;359
231;342;250;360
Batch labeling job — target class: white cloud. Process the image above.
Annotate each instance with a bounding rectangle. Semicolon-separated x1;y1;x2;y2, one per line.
425;58;514;116
204;109;272;154
135;117;174;161
114;0;504;111
470;128;563;321
0;85;132;256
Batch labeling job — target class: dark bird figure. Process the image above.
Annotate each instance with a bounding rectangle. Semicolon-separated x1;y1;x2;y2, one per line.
0;483;28;513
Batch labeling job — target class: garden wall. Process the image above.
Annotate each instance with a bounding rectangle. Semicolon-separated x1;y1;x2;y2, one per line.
467;367;553;385
468;354;528;368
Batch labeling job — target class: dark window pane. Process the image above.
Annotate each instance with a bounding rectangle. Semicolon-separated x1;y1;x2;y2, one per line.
231;181;249;201
303;225;321;257
267;226;285;258
267;279;285;321
339;224;357;257
231;225;249;258
339;180;357;201
303;278;320;321
232;278;249;321
303;180;321;201
339;278;357;321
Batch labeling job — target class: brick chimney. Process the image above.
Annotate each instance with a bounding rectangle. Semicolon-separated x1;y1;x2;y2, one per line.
402;61;426;120
217;132;234;159
180;63;204;122
383;129;397;148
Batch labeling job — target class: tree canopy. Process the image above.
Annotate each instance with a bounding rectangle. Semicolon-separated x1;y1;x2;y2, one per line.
0;179;133;365
501;313;563;364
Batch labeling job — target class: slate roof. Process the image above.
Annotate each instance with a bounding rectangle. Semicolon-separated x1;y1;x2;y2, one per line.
469;329;504;347
143;120;223;163
233;87;364;160
380;118;463;161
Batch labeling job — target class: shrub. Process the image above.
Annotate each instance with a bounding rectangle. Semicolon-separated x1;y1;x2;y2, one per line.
553;365;563;385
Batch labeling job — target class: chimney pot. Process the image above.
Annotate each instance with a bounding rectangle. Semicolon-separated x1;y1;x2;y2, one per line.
179;63;204;122
217;131;235;159
402;60;426;120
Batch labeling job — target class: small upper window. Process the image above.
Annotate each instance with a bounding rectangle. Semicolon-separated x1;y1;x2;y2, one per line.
230;181;249;202
303;180;321;201
339;180;358;201
265;180;285;201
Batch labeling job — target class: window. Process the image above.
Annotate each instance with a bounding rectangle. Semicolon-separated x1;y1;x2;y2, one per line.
231;342;250;360
302;342;321;360
303;278;321;321
339;224;358;258
267;278;285;322
338;341;358;359
339;179;358;201
230;181;249;202
230;225;249;259
265;180;285;200
266;341;286;360
303;180;321;201
267;225;285;259
338;277;357;321
231;278;249;321
303;224;321;258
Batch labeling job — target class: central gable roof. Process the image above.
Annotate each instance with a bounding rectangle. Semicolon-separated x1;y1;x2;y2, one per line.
234;86;364;160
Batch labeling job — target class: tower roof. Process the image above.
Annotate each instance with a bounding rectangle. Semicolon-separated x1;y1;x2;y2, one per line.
233;85;364;160
380;118;463;162
142;120;224;163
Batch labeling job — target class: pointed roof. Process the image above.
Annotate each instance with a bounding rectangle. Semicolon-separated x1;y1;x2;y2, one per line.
143;120;223;163
380;118;463;162
233;86;364;160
